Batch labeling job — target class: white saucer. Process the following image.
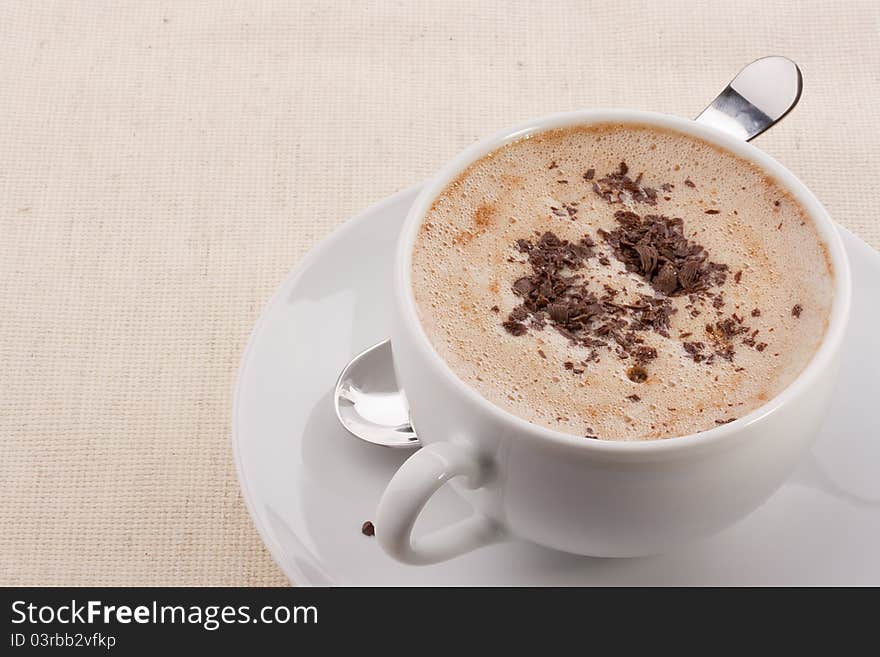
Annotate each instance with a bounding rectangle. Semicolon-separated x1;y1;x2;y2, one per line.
234;187;880;585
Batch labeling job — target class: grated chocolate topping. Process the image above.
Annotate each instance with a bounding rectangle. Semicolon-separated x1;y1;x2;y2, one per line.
492;161;779;426
591;161;659;206
598;209;728;296
501;230;670;372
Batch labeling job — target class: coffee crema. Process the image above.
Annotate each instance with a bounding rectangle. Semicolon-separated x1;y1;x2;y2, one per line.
411;123;833;440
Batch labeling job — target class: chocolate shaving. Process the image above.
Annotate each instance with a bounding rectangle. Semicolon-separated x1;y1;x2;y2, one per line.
683;340;706;362
678;260;702;292
591;162;659;206
792;304;803;318
632;345;657;363
361;521;375;537
634;244;659;276
500;230;677;372
509;305;529;321
548;303;569;323
513;277;533;295
599;210;728;297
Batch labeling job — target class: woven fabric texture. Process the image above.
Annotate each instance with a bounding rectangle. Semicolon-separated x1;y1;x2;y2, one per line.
2;1;878;585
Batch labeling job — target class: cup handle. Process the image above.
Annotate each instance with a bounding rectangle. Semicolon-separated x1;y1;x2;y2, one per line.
376;441;503;565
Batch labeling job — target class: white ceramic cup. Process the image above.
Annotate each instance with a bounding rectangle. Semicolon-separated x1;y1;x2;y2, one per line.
376;109;852;565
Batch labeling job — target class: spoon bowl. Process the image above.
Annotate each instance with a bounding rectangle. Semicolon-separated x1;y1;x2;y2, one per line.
334;340;419;447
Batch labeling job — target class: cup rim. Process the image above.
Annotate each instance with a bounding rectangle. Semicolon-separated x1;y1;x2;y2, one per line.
395;108;852;454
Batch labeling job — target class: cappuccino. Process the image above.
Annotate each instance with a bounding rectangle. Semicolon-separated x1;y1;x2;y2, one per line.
411;123;833;440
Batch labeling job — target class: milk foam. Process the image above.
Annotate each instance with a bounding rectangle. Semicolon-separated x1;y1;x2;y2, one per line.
411;123;833;440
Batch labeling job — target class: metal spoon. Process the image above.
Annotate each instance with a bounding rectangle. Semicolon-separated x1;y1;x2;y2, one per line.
334;339;417;447
333;55;803;448
696;55;802;141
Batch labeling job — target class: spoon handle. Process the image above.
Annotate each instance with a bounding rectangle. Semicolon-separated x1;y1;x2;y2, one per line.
695;56;803;141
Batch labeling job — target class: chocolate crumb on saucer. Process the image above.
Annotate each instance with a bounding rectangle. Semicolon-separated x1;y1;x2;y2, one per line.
361;521;375;537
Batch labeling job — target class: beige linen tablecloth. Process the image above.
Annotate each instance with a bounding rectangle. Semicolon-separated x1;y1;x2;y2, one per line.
2;1;878;586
